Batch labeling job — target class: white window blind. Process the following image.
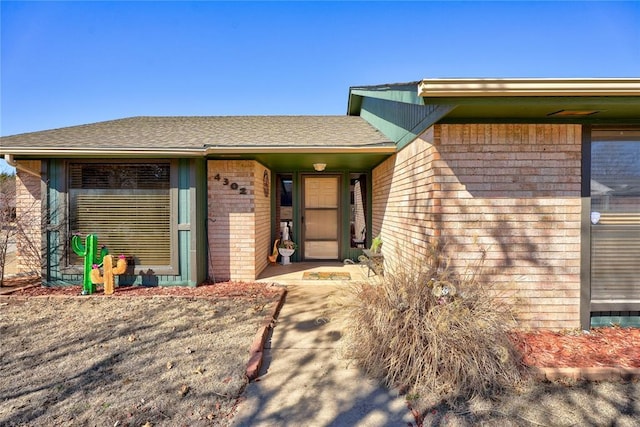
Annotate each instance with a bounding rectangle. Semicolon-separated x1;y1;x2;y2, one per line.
590;132;640;302
69;162;171;267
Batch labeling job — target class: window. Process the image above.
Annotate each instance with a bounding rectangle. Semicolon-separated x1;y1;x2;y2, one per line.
277;174;294;242
350;174;367;249
590;129;640;305
68;161;174;268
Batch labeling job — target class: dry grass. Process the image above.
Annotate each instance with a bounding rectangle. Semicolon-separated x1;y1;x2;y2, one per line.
340;243;526;411
0;293;277;426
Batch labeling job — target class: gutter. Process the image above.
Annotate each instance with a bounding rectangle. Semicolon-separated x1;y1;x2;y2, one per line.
203;145;397;154
3;154;40;178
1;145;397;158
1;148;205;157
418;78;640;97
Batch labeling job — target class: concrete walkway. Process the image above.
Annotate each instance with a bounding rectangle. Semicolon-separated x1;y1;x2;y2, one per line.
233;283;412;426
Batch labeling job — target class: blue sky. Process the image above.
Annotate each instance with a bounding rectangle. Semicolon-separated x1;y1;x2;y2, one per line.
1;1;639;173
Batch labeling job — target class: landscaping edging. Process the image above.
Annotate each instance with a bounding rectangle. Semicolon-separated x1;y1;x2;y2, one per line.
245;286;287;380
4;285;637;383
533;366;640;381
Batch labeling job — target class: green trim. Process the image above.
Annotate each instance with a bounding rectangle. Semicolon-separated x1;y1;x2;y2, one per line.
193;158;207;284
44;158;199;287
349;84;424;109
357;96;456;148
347;94;363;116
591;316;640;327
44;159;66;286
579;125;590;331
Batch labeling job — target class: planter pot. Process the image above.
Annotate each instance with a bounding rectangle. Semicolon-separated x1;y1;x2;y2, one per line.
278;248;295;265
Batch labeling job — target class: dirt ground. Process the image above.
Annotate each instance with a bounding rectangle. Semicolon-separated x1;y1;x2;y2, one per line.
409;379;640;426
0;283;283;427
1;280;639;426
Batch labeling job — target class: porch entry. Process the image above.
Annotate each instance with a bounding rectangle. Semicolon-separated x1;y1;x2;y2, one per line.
302;175;340;260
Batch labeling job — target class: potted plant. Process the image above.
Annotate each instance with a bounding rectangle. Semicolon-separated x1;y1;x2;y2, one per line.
278;240;297;265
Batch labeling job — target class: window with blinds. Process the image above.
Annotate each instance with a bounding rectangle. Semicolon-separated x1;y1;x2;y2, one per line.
590;130;640;306
69;162;172;267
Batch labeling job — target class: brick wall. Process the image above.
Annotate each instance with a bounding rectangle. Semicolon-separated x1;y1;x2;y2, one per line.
372;124;582;329
253;162;271;277
207;160;271;281
15;162;42;275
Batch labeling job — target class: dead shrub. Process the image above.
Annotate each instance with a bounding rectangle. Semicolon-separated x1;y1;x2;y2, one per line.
340;241;526;409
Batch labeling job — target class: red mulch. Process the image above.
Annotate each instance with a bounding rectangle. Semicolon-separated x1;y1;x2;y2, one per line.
2;276;639;369
1;276;282;300
511;328;640;368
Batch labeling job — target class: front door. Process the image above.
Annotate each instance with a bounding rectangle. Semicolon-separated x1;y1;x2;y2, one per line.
302;175;340;260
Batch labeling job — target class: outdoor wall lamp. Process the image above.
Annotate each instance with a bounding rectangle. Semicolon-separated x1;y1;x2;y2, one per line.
313;163;327;171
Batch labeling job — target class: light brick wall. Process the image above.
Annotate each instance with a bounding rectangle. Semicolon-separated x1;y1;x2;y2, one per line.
15;163;42;275
253;163;271;277
207;161;271;281
372;124;582;329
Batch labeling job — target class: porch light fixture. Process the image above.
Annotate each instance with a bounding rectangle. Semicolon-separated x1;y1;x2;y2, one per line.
313;163;327;171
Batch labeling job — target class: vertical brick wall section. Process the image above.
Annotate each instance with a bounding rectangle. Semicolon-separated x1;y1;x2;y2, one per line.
15;163;42;275
253;163;271;278
372;124;582;329
207;161;271;281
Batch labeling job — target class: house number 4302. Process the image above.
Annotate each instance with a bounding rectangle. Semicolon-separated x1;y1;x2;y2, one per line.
214;174;247;195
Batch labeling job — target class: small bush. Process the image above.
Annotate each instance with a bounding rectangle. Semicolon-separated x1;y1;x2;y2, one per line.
340;242;526;409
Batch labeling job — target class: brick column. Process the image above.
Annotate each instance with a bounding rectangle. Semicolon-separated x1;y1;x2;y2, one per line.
15;162;42;275
207;161;271;281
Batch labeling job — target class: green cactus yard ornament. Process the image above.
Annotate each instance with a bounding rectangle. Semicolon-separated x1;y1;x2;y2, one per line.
71;233;108;295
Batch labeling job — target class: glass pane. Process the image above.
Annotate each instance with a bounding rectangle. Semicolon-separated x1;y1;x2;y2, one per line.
304;177;338;208
590;131;640;302
69;162;171;267
303;176;339;260
305;241;339;259
305;210;338;240
591;139;640;215
350;174;367;248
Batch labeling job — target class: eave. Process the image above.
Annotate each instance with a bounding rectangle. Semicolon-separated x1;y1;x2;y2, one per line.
418;78;640;97
0;144;396;157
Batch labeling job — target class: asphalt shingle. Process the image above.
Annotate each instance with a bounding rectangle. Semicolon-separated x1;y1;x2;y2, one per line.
0;116;393;151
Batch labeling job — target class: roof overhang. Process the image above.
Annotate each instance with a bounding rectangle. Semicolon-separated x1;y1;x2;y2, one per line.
1;144;396;157
417;78;640;124
1;144;397;172
1;148;205;157
417;78;640;97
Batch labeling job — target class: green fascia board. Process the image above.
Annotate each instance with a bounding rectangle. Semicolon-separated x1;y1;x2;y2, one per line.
348;84;424;115
358;96;457;149
360;109;414;144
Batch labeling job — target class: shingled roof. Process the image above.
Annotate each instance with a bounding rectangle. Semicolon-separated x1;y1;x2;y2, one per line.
0;116;394;154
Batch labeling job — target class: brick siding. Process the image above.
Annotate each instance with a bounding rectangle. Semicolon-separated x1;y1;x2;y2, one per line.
207;161;271;281
15;162;42;275
372;124;582;329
